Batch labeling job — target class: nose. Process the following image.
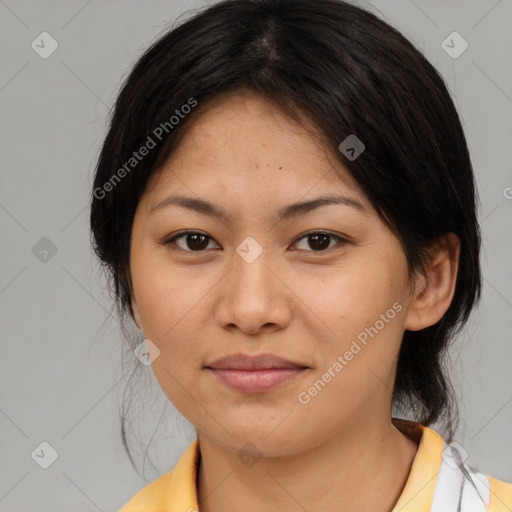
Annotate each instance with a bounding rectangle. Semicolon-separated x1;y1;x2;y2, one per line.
214;243;292;335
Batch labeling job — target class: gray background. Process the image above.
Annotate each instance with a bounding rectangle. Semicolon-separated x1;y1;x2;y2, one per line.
1;0;511;510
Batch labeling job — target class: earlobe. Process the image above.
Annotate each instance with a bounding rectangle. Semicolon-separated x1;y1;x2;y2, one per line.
404;233;460;332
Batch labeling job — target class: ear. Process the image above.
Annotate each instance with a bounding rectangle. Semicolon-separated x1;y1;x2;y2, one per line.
131;296;143;330
404;233;460;331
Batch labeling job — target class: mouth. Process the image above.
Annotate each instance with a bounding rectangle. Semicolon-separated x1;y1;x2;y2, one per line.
205;353;309;393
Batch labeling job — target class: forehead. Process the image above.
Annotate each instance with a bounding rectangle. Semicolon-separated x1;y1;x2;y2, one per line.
142;91;366;209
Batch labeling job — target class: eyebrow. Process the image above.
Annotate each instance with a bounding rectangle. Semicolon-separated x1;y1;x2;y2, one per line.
150;193;368;221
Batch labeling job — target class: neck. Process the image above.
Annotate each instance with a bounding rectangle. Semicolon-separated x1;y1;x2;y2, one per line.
196;418;419;512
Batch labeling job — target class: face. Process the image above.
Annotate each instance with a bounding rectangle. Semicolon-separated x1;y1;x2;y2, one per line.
129;91;418;457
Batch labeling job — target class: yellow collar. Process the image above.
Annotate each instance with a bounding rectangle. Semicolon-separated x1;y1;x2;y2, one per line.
391;419;444;510
119;420;510;511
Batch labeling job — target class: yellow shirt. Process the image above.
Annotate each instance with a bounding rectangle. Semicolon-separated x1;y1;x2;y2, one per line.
118;421;512;511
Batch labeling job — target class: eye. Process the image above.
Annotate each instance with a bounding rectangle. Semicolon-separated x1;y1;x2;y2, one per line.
292;231;348;252
162;230;349;254
162;231;219;252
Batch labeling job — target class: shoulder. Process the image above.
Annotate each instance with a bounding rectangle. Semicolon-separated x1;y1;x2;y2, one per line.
422;426;512;511
486;474;512;512
118;440;200;512
392;420;512;511
118;470;174;512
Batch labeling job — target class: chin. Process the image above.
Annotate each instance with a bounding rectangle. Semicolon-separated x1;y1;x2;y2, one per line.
199;421;316;459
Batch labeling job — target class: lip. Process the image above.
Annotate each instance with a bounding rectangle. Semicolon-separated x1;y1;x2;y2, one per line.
206;353;308;370
205;353;309;393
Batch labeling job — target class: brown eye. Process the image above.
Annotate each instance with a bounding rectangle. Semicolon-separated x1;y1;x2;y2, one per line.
164;231;218;252
162;230;348;254
293;232;347;252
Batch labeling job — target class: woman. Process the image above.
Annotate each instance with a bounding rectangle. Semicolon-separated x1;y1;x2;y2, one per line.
89;0;512;510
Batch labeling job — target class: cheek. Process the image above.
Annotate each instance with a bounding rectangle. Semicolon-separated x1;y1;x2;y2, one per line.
130;244;208;338
129;246;221;407
297;252;409;382
297;254;407;333
131;260;212;417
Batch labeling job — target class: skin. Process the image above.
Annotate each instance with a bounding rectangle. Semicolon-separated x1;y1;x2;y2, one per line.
129;90;460;512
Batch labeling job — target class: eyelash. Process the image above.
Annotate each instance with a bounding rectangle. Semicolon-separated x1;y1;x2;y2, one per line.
161;230;350;254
